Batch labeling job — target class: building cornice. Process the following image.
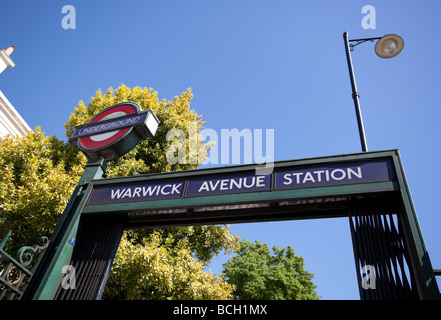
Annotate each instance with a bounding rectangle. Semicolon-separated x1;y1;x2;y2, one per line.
0;90;31;140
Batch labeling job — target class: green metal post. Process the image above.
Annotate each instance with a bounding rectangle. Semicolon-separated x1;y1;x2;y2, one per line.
21;158;107;300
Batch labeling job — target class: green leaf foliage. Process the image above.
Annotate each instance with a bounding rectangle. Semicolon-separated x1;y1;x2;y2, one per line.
222;240;320;300
103;231;234;300
0;128;83;253
0;84;239;299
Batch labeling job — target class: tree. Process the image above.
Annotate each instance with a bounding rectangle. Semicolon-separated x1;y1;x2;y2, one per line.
0;84;239;299
222;239;320;300
0;128;83;253
64;84;211;176
104;231;234;300
65;84;239;299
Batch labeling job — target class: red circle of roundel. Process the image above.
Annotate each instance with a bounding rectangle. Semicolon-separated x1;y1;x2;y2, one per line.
79;103;139;150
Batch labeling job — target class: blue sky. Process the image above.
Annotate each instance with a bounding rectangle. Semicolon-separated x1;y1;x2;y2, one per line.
1;1;440;300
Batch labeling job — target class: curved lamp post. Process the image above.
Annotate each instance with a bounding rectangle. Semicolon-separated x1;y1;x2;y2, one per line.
343;32;404;152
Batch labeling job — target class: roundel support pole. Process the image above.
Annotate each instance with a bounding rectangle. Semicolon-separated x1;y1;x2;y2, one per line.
21;102;159;300
21;158;107;300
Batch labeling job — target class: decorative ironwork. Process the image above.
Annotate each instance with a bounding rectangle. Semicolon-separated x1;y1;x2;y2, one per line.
0;230;50;300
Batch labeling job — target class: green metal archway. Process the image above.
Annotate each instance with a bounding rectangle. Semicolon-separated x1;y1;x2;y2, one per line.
22;149;440;300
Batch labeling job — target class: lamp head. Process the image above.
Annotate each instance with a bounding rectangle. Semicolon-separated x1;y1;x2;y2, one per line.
375;34;404;59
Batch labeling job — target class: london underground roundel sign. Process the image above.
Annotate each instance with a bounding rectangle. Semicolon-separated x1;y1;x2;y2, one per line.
69;102;159;162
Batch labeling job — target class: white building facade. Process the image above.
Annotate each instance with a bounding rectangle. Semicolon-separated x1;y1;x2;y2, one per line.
0;45;31;141
0;90;31;141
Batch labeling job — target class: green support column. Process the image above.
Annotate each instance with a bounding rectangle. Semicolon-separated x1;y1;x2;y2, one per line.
21;158;107;300
392;152;441;300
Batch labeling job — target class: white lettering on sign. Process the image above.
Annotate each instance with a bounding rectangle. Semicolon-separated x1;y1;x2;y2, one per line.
197;176;266;193
77;116;142;136
282;167;362;185
110;183;182;200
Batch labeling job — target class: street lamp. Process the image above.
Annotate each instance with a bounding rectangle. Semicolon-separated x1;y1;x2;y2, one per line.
343;32;404;152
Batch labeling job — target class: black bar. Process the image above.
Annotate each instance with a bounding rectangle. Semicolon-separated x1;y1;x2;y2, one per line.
55;214;125;300
349;37;382;42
